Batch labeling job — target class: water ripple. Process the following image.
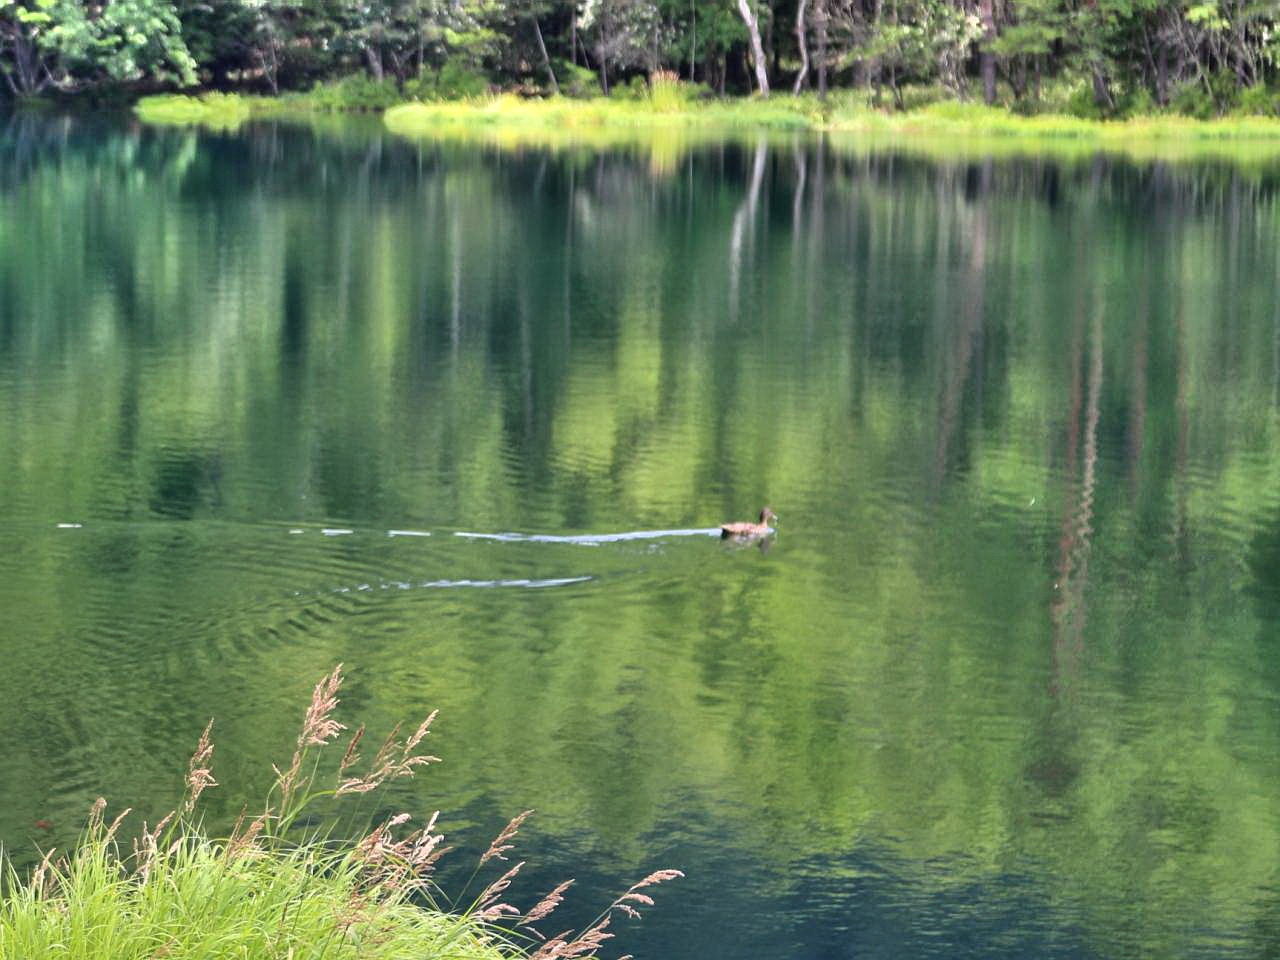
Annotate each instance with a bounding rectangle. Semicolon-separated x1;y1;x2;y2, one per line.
454;528;722;544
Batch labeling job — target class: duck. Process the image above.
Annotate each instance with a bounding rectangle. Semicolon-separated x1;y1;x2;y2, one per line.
720;507;777;540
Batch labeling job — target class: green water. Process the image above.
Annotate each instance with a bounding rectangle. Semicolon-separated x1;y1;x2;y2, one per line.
1;111;1279;959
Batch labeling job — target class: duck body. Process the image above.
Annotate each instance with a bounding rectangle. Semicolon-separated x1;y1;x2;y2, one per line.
720;507;777;540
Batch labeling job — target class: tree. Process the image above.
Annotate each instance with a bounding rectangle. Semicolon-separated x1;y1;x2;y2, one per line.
734;0;769;94
978;0;996;102
175;0;257;88
793;0;808;93
1;0;195;94
0;0;55;94
579;0;659;93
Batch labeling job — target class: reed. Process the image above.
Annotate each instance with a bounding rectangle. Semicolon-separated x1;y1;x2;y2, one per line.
0;664;679;959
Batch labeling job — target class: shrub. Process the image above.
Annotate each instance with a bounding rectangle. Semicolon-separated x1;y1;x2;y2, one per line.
1114;85;1157;119
403;58;490;102
896;83;950;111
1170;72;1240;118
610;76;650;101
1169;79;1216;119
1065;81;1107;120
307;74;405;111
435;59;491;100
559;61;600;99
1235;83;1280;117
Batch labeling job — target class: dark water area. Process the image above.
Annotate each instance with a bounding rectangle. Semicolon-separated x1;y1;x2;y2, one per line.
1;110;1279;959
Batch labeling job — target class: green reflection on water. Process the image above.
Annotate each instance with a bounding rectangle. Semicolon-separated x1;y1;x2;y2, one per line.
0;112;1278;958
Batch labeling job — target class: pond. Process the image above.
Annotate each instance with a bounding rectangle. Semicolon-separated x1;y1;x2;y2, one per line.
1;110;1278;959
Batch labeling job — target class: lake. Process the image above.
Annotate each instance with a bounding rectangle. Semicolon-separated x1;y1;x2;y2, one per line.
1;110;1278;959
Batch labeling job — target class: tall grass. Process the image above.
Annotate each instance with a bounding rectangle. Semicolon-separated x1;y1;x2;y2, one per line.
647;70;688;113
0;665;680;959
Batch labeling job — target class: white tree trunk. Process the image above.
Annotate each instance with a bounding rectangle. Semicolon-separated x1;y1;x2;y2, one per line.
734;0;771;96
793;0;809;94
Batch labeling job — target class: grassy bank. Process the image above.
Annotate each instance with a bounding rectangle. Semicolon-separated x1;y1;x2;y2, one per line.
0;665;678;959
383;92;819;133
133;92;288;128
136;86;1280;157
828;99;1280;140
385;94;1280;141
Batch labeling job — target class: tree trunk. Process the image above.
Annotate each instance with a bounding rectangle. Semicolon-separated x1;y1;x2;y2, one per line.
365;46;384;82
389;50;407;86
1090;60;1113;111
765;0;776;78
531;14;558;94
9;30;48;95
689;0;696;81
735;0;771;96
793;0;810;95
979;0;997;104
816;0;827;98
1156;44;1168;106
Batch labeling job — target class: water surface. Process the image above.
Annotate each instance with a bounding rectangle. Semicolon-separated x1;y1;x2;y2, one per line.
1;111;1279;959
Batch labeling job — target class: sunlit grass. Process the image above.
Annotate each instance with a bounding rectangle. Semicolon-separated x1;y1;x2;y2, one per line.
137;87;1280;162
133;93;261;128
829;100;1280;140
385;92;1280;142
384;93;818;133
132;92;314;128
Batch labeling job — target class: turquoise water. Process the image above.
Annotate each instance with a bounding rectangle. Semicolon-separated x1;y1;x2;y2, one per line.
1;111;1279;958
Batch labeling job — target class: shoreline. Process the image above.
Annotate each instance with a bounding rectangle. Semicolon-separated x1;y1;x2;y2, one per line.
132;91;1280;157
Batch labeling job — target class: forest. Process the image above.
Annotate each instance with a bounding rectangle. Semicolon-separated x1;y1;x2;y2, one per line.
5;0;1280;118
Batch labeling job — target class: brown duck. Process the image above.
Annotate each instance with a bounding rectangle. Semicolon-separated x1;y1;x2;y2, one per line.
720;507;777;540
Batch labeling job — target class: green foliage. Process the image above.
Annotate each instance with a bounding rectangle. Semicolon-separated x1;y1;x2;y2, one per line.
609;74;650;100
1066;81;1107;119
16;0;1280;115
0;0;195;93
407;56;490;100
1235;83;1280;116
1168;81;1211;119
306;74;406;111
174;0;256;86
558;60;600;99
894;82;950;110
1113;84;1157;118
